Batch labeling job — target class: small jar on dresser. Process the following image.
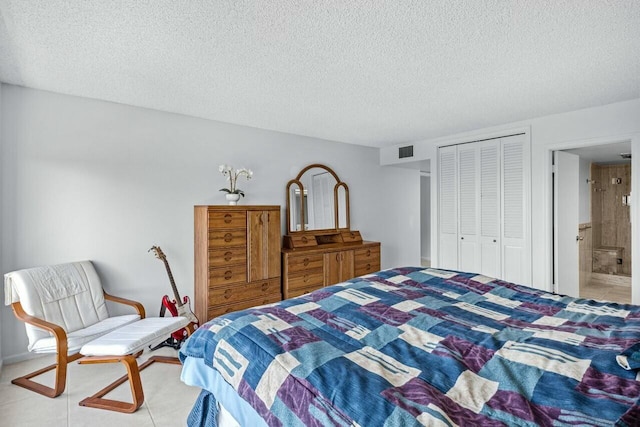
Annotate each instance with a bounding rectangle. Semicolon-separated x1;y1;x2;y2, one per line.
194;205;281;324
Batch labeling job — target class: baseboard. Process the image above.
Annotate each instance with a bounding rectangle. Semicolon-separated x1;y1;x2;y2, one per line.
1;350;46;366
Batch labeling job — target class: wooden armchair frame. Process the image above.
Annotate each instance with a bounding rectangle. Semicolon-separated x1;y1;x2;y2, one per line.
10;292;145;398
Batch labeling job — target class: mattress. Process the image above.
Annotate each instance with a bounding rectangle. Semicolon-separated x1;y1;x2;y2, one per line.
180;267;640;426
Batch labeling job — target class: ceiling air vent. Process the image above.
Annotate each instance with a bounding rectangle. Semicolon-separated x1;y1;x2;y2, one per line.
621;153;631;159
399;145;414;159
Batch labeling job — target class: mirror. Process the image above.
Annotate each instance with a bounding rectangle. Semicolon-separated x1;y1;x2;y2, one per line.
286;164;350;234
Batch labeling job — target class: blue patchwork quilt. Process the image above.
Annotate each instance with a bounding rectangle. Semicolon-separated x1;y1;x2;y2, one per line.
180;267;640;426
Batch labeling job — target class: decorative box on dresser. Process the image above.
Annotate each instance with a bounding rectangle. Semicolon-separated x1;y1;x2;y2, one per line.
282;232;380;299
194;205;281;324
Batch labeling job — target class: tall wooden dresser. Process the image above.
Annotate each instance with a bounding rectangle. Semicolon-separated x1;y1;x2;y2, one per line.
194;205;281;324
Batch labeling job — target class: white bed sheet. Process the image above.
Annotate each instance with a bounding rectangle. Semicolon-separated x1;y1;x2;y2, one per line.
181;356;268;427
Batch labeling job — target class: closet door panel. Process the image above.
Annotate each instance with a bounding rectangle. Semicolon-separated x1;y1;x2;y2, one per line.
503;245;524;284
458;144;479;272
439;146;458;269
479;141;501;277
501;135;529;284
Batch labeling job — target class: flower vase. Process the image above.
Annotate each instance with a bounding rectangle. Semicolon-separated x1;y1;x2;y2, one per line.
225;193;241;205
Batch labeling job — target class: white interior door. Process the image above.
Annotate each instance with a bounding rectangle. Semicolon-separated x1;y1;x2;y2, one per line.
554;150;580;297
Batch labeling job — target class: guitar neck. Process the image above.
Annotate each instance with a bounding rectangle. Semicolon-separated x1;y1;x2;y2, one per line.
162;259;183;307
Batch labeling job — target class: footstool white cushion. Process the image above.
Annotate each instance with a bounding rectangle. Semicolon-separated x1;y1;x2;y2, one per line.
80;317;190;356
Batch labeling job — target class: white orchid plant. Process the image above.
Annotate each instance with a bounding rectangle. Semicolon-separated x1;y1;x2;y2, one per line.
218;164;253;197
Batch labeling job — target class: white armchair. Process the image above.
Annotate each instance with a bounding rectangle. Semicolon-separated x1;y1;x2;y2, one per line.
4;260;191;413
4;261;145;398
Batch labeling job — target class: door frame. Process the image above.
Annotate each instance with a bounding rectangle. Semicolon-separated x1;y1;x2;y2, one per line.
544;133;640;303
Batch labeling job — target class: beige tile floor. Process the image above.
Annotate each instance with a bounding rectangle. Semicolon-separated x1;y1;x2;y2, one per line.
580;280;631;304
0;347;201;427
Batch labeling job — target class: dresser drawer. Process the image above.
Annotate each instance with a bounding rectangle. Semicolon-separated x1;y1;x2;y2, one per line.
287;286;319;299
355;260;380;277
207;294;281;320
209;265;247;286
355;246;380;262
208;278;280;306
286;253;324;273
287;269;323;292
208;211;247;229
355;246;380;276
288;234;317;248
341;230;363;244
208;229;247;247
209;247;247;267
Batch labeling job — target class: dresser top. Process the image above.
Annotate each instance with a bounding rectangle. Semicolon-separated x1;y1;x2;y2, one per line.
195;205;280;211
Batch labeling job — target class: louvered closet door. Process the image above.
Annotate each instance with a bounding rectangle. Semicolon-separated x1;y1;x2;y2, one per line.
457;144;480;273
501;134;529;284
479;140;501;278
438;145;458;269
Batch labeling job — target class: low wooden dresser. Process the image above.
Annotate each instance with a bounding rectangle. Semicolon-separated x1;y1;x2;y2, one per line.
282;231;380;299
194;205;281;324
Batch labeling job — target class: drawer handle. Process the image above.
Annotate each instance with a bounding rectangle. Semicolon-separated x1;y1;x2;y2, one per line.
261;282;269;291
304;275;309;283
224;214;232;223
224;289;232;299
224;270;233;280
336;254;340;262
366;263;371;270
224;233;233;242
350;232;355;238
224;251;233;261
303;257;310;266
301;236;308;244
366;249;371;256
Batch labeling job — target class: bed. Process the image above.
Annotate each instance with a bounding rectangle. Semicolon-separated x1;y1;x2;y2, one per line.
179;267;640;426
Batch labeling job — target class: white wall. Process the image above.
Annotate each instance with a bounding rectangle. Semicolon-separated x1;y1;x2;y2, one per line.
381;98;640;298
0;84;417;362
578;157;591;224
0;84;3;372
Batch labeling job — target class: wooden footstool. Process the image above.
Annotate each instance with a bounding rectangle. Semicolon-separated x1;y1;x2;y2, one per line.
77;316;191;413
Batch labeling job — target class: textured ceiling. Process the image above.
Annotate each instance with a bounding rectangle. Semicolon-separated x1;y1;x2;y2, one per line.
0;1;639;147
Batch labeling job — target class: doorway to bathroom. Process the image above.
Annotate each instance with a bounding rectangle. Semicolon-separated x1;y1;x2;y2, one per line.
554;141;632;304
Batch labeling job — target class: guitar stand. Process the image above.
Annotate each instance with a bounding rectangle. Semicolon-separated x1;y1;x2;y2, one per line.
149;336;184;351
149;303;186;351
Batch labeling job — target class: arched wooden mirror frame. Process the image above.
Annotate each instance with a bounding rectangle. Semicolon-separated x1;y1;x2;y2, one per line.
286;164;350;235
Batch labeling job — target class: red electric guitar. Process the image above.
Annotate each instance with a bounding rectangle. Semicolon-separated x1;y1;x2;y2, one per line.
149;245;199;349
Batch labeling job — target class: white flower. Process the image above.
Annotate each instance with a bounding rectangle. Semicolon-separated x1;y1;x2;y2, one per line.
218;164;254;196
